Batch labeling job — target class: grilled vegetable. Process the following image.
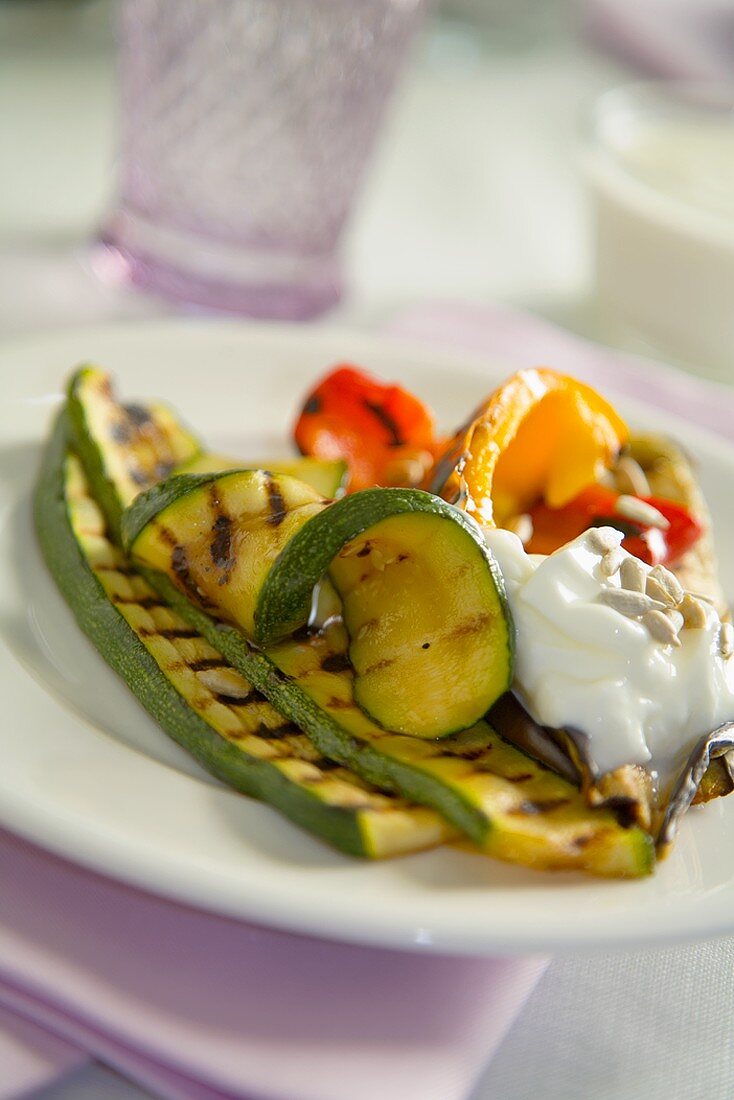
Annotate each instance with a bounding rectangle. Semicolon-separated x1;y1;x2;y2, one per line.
153;600;654;876
125;477;514;738
65;367;656;875
67;366;200;541
259;487;514;736
35;414;450;859
659;722;734;854
122;469;329;639
294;364;438;491
525;484;702;566
626;433;727;615
431;368;628;526
178;452;349;499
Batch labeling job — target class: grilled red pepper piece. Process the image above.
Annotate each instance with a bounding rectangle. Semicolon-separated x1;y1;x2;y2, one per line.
294;365;438;492
526;484;703;566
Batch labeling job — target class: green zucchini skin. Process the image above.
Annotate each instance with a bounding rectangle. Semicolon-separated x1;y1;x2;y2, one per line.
67;366;200;544
254;487;511;650
141;576;655;875
34;413;450;859
177;453;349;499
124;475;515;739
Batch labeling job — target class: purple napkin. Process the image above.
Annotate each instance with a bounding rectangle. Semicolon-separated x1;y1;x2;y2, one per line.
0;829;545;1100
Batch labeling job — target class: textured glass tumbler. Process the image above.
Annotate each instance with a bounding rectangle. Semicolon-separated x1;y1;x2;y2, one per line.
102;0;424;319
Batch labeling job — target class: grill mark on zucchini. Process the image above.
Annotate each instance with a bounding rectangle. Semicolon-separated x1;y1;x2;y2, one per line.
211;514;233;575
320;653;352;673
207;482;235;581
364;656;396;675
112;594;165;610
129;467;150;487
189;657;229;672
257;722;298;740
110;420;132;444
447;613;494;640
265;474;287;527
96;562;136;576
168;542;217;610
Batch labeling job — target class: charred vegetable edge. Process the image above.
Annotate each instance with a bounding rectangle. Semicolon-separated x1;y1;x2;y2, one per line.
34;412;399;858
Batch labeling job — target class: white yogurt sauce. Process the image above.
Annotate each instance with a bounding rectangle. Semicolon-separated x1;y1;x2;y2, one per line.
484;527;734;777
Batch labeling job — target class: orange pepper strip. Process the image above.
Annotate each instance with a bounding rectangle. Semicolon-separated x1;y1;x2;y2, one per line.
432;368;628;527
294;365;438;492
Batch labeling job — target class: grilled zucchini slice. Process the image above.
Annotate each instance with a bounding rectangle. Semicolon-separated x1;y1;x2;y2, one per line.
122;469;329;639
149;592;654;876
68;366;200;541
178;452;349;499
34;414;451;859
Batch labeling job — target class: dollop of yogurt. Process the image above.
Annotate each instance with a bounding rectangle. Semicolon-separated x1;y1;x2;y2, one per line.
484;526;734;778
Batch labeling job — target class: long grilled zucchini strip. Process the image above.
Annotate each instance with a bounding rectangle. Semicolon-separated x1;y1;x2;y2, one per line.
35;414;452;859
137;575;654;876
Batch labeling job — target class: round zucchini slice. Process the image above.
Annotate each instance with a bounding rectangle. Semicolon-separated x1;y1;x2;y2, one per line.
122;468;328;637
257;488;514;739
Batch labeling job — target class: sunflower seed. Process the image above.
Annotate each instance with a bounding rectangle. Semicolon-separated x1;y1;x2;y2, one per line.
649;564;684;605
680;593;708;629
619;556;647;593
615;495;671;530
646;576;679;608
614;455;651;498
600;547;625;577
197;667;251;698
719;622;734;660
599;589;664;616
643;609;682;647
663;608;685;634
588;527;624;554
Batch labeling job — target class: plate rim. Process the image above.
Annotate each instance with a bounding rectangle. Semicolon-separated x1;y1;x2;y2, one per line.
3;316;734;957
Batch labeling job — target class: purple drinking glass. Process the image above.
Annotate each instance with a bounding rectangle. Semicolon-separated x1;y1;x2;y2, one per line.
100;0;425;319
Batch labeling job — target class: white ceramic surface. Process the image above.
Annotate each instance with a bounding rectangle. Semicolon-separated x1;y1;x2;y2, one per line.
585;83;734;381
1;319;734;956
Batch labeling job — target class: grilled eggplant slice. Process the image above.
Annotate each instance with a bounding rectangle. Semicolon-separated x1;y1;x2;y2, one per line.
35;415;451;859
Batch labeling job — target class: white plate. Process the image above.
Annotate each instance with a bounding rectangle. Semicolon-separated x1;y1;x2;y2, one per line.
2;319;734;957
